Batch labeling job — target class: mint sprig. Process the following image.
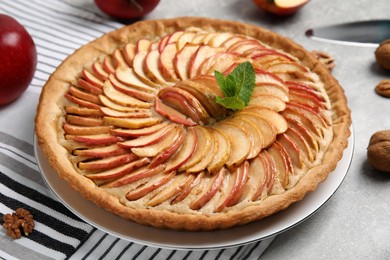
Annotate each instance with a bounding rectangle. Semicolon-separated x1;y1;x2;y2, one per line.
214;61;255;110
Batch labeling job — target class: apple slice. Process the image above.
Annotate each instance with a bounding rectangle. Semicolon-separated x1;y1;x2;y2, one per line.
287;102;330;127
288;89;325;109
67;85;102;104
238;106;288;134
188;45;224;78
99;95;150;113
66;115;103;127
65;134;123;146
65;93;101;110
208;32;233;47
197;52;243;75
186;127;217;173
171;172;204;204
82;68;104;88
255;68;284;86
132;51;160;87
125;171;176;201
253;82;289;102
78;153;138;171
92;61;109;81
220;35;247;49
103;56;116;75
63;123;111;135
77;78;103;95
115;66;157;93
118;123;173;148
286;117;319;152
102;164;166;188
147;172;195;207
103;81;152;108
109;74;155;102
135;38;152;53
283;106;324;138
227;39;265;53
158;34;170;53
176;31;197;50
166;31;184;45
100;107;151;119
174;43;199;80
248;94;286;111
110;121;170;138
251;151;276;200
214;122;251;168
191;75;223;96
103;116;162;129
131;125;182;157
268;141;293;188
179;126;211;171
149;126;186;168
190;167;226;210
284;126;315;162
154;97;197;126
85;157;150;180
253;0;309;16
164;126;197;173
207;128;231;174
72;144;127;158
144;49;168;85
65;106;103;117
159;42;180;82
112;49;128;68
123;43;136;67
277;132;304;168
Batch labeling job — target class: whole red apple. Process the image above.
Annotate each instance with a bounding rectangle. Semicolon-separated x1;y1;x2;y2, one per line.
252;0;309;16
94;0;160;20
0;14;37;106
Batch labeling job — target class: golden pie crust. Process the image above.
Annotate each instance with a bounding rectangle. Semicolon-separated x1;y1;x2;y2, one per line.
35;17;351;231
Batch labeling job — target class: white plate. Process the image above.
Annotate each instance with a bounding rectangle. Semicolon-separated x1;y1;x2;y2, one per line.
34;128;354;250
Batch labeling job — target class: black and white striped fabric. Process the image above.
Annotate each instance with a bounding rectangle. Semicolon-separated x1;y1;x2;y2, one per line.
0;1;275;259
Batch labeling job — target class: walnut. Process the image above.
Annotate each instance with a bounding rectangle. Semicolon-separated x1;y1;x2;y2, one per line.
2;208;35;239
375;40;390;70
375;79;390;98
312;50;335;71
367;130;390;172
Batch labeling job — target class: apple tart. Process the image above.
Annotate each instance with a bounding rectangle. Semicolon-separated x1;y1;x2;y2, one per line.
35;17;351;231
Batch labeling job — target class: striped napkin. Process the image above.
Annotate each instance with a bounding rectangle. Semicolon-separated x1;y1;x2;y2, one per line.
0;0;275;259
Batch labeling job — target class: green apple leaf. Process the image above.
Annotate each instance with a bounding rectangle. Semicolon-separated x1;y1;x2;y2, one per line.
214;61;255;110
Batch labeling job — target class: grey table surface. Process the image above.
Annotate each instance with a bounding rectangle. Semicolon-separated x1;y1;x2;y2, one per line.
144;0;390;259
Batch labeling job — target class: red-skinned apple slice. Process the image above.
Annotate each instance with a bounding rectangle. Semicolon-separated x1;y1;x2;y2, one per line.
85;157;150;180
179;126;211;171
227;39;265;53
174;43;199;80
147;172;195;207
99;95;150;113
190;167;226;210
159;42;180;82
278;132;304;168
65;133;123;146
66;115;103;127
103;81;152;108
171;172;204;204
285;126;315;162
190;75;223;96
65;93;101;110
220;35;247;49
118;123;173;148
158;34;170;53
123;43;136;67
208;32;233;47
112;49;128;68
109;74;155;102
63;123;112;135
253;0;309;16
135;38;152;53
286;117;319;152
110;121;170;138
166;31;184;45
164;126;197;173
78;153;138;171
188;45;224;79
100;106;151;118
103;116;162;129
154;97;197;126
92;61;109;81
72;144;127;158
238;106;288;134
197;52;243;75
207;128;231;174
186;127;216;173
77;78;103;95
144;49;168;85
125;171;176;201
115;66;157;93
248;94;286;111
67;86;102;105
214;122;251;168
82;68;104;88
268;141;293;188
250;154;267;201
65;106;103;117
149;126;185;168
253;82;289;102
131;125;182;157
132;51;160;87
289;89;326;109
103;56;116;75
287;102;330;127
176;31;197;50
255;68;284;86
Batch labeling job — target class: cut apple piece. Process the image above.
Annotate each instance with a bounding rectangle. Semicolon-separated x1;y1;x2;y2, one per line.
135;38;152;53
190;167;226;210
176;31;197;50
65;133;123;146
65;93;102;110
85;157;150;180
278;132;304;169
92;61;109;81
103;116;162;129
147;172;195;207
72;144;127;158
112;49;128;68
131;125;183;157
174;43;199;80
109;74;155;102
63;123;112;135
283;106;324;138
68;86;102;105
197;52;244;75
118;123;173;148
284;126;315;162
287;102;330;127
166;31;184;45
158;34;170;53
238;106;288;134
214;122;251;168
179;126;211;171
100;106;151;118
66;115;103;127
171;172;203;204
125;171;176;201
144;49;168;85
188;45;224;78
253;0;309;16
65;106;103;117
115;66;157;93
82;68;104;88
77;78;104;95
123;43;136;67
132;51;160;88
208;32;233;47
159;42;180;82
190;74;223;97
253;82;289;102
288;89;326;109
255;68;284;86
268;141;293;188
103;56;116;75
207;128;231;174
248;94;286;112
227;39;265;53
221;35;247;49
102;164;165;188
78;153;138;171
286;117;319;152
110;121;170;138
103;81;152;108
99;95;150;113
154;97;197;126
165;127;197;173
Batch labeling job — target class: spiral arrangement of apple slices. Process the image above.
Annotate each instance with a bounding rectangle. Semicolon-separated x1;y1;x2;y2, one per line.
62;27;332;213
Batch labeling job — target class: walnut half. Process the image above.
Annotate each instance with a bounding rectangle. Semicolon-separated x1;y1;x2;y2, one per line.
367;130;390;172
2;208;34;239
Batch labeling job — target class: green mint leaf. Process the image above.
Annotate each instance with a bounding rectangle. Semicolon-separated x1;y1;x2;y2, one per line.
216;96;246;110
214;61;256;110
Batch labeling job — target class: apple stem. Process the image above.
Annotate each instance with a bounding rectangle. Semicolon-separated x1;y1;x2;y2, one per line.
129;0;143;13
